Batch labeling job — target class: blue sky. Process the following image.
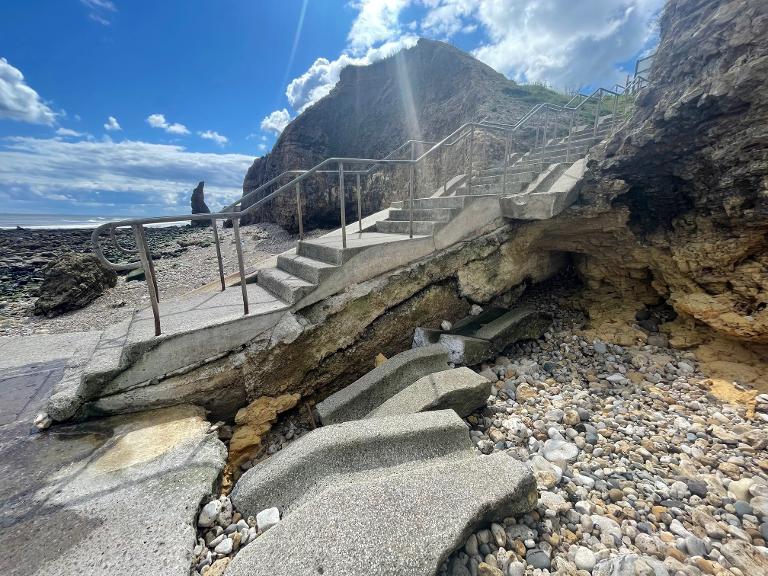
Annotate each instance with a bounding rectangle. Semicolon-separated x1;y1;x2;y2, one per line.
0;0;662;217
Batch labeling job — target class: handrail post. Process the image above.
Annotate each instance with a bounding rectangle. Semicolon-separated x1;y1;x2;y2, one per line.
439;145;445;196
356;172;362;234
466;126;475;193
295;182;304;240
566;109;575;163
338;161;347;249
501;131;510;195
593;91;603;137
132;224;161;336
541;108;548;173
232;214;249;315
408;146;414;238
211;218;225;291
611;92;619;134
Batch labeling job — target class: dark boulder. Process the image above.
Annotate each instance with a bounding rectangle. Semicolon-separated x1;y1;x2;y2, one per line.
191;181;211;227
33;252;118;317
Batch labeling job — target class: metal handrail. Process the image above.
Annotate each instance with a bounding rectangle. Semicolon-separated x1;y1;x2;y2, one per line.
93;55;654;336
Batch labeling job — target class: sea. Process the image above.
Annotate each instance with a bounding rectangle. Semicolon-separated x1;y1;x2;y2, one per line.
0;214;181;230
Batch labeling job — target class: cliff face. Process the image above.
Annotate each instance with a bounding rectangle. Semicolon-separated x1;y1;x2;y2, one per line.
464;0;768;379
574;0;768;345
241;38;560;230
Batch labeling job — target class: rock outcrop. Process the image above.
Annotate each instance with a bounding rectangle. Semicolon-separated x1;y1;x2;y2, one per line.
575;0;768;346
190;181;211;227
33;251;117;317
240;38;561;231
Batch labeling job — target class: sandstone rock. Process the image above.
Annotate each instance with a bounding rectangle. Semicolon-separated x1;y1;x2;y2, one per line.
580;0;768;347
33;251;117;317
223;393;301;489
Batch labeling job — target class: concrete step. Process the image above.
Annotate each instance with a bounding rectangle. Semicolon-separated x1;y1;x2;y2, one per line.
225;451;537;576
413;306;553;365
366;367;491;419
473;307;553;350
257;268;316;305
375;219;443;236
387;207;460;222
391;196;466;210
432;173;468;197
501;157;586;221
315;344;450;425
231;410;474;517
296;240;367;265
526;162;569;195
276;254;338;285
525;140;595;158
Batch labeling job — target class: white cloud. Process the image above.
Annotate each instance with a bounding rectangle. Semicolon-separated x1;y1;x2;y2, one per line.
419;0;476;37
285;36;417;113
0;136;254;213
55;128;85;138
347;0;412;54
146;113;190;135
198;129;228;146
104;115;121;131
260;108;292;135
418;0;663;89
81;0;117;26
0;58;57;125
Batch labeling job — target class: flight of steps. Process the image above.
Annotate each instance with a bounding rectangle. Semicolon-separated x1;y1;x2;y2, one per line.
255;194;497;306
225;346;538;576
468;115;616;197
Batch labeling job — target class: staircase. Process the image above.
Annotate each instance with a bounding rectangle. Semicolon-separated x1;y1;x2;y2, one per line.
55;74;646;423
224;346;538;576
472;115;615;198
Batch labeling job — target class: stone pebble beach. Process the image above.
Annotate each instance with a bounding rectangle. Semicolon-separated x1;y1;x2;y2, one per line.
189;292;768;576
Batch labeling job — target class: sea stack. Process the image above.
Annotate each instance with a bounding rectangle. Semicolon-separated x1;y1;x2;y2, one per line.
191;181;211;227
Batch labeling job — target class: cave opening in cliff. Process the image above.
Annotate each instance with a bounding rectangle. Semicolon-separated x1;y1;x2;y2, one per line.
613;177;695;236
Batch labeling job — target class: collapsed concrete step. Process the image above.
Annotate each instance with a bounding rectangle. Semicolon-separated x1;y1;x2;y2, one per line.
366;367;491;419
413;307;552;364
231;410;473;517
473;307;553;350
225;452;537;576
315;344;450;425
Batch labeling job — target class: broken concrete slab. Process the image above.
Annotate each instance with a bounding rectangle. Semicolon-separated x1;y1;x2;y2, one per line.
412;306;550;364
231;410;473;517
315;344;450;425
473;307;552;351
438;333;494;365
225;451;537;576
0;405;226;576
367;368;491;418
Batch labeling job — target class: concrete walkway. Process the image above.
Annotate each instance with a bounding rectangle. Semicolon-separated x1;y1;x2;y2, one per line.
0;333;226;576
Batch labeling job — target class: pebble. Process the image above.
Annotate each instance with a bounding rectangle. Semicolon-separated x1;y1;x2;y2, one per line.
573;546;596;571
198;500;223;528
256;507;280;532
213;537;233;555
